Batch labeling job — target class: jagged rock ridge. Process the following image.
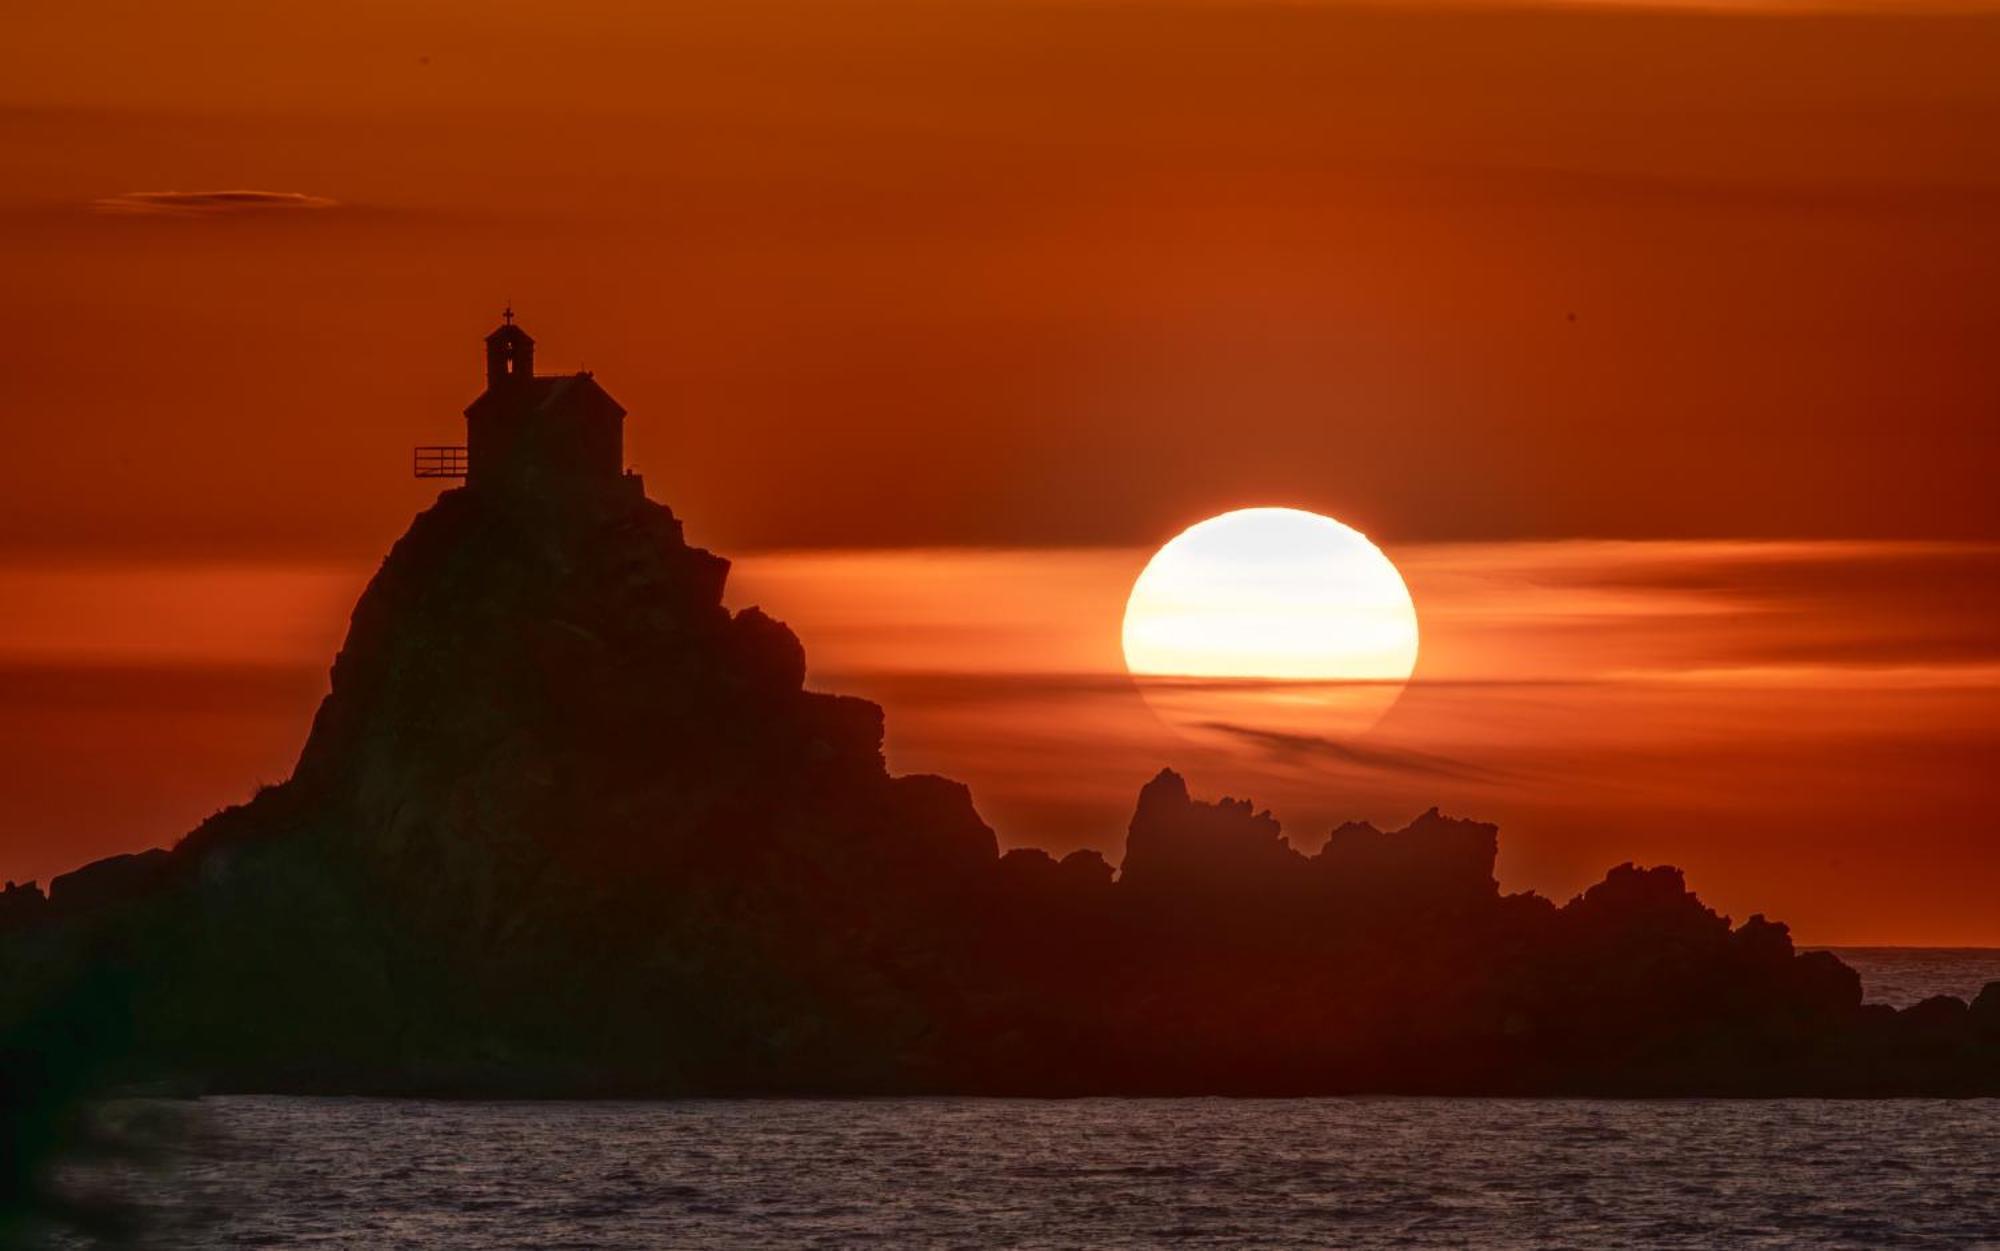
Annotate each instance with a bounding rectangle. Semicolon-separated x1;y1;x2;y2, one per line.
1;482;1996;1096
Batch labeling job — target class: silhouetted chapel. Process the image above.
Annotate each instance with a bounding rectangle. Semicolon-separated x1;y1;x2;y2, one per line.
415;312;634;496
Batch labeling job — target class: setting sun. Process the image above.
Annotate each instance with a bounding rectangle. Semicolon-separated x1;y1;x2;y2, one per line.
1121;508;1420;682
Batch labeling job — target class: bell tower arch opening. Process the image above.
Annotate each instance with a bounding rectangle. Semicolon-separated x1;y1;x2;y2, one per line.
485;308;535;387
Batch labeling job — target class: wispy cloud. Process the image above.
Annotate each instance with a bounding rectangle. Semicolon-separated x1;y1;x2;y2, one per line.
1192;721;1504;783
1402;540;2000;678
90;190;340;218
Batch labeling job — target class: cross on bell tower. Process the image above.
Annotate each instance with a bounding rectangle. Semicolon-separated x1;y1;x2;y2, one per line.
485;307;535;387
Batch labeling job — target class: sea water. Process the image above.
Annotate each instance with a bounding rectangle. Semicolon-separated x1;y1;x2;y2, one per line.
1822;947;2000;1009
54;1096;2000;1249
41;951;2000;1249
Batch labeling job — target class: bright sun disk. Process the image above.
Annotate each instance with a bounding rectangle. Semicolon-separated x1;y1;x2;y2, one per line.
1122;507;1419;683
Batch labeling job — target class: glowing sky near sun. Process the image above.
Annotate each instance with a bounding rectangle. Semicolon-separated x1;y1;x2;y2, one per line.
1;539;1994;944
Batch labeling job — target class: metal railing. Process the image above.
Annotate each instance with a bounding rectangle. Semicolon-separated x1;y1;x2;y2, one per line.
413;445;469;478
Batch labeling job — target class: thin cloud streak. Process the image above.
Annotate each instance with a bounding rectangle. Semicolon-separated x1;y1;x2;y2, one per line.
1192;720;1504;783
90;190;341;217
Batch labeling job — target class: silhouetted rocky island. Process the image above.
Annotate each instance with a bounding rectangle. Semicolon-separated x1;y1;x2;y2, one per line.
2;320;1995;1099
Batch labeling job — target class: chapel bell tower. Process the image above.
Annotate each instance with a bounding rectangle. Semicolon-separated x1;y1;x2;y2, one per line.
485;309;535;387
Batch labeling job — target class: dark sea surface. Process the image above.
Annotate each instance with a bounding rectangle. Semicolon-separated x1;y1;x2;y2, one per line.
1822;947;2000;1008
36;950;1999;1250
55;1096;2000;1249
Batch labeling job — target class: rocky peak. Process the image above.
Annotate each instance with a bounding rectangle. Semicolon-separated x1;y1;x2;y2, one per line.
277;483;994;887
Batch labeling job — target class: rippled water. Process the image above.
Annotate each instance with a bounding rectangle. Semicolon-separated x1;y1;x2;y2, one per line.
48;1095;2000;1249
35;949;2000;1247
1823;947;2000;1008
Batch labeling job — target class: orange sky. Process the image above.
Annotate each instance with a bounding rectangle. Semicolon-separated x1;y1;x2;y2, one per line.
1;0;1997;941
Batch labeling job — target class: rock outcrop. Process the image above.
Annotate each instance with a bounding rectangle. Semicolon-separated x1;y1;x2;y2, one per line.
1;481;1995;1097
